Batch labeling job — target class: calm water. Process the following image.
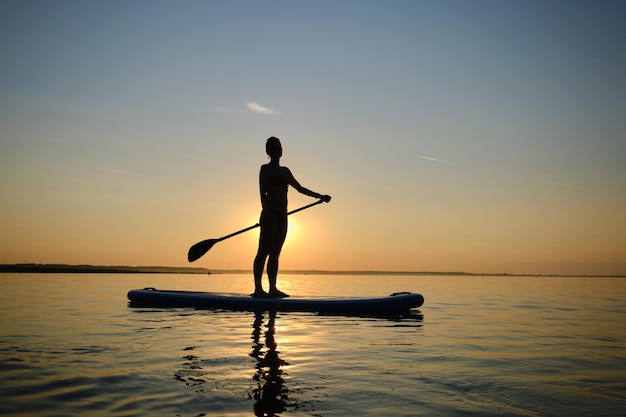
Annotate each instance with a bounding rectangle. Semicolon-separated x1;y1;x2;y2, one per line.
1;273;625;417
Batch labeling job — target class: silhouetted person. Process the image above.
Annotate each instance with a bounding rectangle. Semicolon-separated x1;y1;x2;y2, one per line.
252;137;331;298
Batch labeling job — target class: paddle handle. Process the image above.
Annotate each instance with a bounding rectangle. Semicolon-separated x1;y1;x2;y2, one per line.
287;199;324;216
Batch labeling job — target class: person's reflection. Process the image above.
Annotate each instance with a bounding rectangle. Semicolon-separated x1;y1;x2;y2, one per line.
250;310;290;416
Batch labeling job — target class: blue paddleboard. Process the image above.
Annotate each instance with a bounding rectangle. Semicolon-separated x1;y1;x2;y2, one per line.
127;288;424;314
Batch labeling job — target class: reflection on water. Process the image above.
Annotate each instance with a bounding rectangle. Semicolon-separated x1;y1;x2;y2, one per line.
250;310;290;416
174;346;210;388
169;309;424;416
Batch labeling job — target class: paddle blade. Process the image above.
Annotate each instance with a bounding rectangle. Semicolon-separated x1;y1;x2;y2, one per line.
188;239;219;262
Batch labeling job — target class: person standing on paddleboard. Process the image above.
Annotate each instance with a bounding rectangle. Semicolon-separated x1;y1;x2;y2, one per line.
252;137;331;298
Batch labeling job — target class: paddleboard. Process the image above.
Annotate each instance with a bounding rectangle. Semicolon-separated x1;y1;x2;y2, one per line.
127;288;424;314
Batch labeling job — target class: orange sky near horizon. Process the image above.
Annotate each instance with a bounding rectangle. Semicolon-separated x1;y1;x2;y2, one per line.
1;1;625;276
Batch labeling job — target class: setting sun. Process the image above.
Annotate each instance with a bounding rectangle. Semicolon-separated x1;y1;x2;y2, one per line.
285;218;299;246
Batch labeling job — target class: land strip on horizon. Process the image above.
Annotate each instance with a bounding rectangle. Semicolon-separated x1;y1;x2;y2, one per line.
0;264;623;277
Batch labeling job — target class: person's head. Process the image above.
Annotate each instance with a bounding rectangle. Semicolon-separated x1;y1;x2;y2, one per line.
265;136;282;159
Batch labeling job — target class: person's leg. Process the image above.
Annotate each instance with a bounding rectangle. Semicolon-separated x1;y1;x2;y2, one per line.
267;255;280;292
252;214;276;297
268;217;289;297
252;251;268;296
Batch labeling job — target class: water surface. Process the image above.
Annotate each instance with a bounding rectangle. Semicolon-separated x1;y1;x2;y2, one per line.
1;273;624;416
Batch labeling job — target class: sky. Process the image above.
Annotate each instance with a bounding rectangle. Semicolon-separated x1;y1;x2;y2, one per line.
1;0;625;275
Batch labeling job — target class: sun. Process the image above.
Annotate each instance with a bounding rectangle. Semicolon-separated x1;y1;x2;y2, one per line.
243;214;301;251
285;218;299;245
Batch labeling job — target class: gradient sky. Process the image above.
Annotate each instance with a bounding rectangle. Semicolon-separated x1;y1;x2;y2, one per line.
2;1;625;275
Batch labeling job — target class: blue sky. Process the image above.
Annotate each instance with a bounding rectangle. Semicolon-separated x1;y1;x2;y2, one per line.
2;1;625;275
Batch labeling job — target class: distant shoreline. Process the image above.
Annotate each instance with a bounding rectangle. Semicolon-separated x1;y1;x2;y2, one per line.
0;263;211;274
0;263;623;277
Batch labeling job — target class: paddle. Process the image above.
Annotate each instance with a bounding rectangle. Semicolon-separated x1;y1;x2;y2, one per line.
187;199;325;262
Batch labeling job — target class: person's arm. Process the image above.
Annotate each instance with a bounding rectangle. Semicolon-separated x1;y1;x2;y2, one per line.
259;165;269;208
287;168;331;202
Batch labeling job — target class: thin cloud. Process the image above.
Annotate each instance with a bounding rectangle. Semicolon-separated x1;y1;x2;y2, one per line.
419;155;458;165
245;101;279;115
192;101;280;115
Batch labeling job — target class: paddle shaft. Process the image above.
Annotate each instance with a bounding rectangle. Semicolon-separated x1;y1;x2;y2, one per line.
216;199;324;242
188;199;325;261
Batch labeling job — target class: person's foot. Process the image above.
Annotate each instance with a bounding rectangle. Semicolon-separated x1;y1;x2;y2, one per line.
268;289;289;298
251;290;270;298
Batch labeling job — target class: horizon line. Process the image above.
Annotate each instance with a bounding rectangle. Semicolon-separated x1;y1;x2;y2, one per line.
1;263;624;278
